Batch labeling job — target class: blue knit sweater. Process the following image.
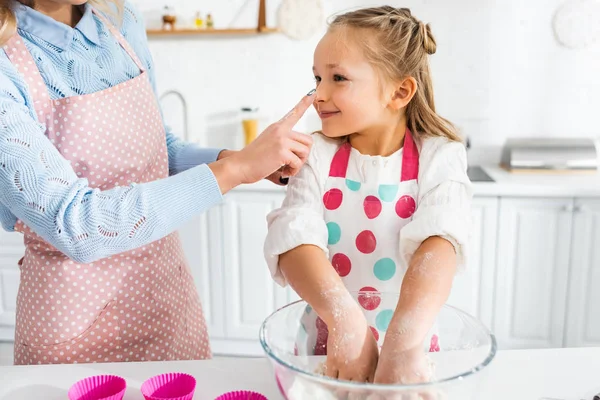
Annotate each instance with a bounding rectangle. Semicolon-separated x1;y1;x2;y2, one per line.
0;2;224;263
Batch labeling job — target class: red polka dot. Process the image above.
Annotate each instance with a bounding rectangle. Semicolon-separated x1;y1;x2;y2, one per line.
358;287;381;311
363;196;382;219
323;188;343;210
316;316;328;331
396;195;416;218
315;317;329;356
369;326;380;342
356;230;376;254
331;253;351;277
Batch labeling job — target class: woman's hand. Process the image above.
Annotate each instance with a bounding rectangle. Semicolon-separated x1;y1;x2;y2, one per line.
209;90;315;194
217;150;289;186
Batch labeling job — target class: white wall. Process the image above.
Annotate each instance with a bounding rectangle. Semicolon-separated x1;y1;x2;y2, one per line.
135;0;600;163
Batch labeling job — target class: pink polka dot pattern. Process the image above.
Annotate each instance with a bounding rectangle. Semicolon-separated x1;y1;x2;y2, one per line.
323;188;343;211
363;195;382;219
396;195;416;219
331;253;351;277
356;230;377;254
358;287;381;311
8;16;211;365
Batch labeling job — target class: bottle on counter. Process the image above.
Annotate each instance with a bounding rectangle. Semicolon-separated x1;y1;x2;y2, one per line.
241;107;259;146
206;13;214;29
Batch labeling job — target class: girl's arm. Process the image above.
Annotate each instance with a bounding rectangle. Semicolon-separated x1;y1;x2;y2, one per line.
375;138;472;385
280;245;361;328
387;235;456;351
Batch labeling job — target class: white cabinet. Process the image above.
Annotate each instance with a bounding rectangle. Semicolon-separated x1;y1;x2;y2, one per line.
493;197;573;349
179;188;299;356
0;229;23;342
565;198;600;347
446;196;498;330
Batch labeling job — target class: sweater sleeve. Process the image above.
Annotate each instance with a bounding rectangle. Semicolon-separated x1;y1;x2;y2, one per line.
0;52;223;263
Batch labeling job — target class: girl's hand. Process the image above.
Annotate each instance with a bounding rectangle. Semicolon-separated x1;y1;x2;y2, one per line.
324;307;379;383
374;335;433;385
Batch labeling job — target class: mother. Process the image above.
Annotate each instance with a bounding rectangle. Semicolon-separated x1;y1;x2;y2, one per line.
0;0;314;365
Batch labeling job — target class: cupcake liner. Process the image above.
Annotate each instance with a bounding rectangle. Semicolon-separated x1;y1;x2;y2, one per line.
214;390;268;400
141;373;196;400
68;375;126;400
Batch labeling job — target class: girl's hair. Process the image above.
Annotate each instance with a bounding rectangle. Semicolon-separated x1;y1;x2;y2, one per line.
0;0;124;46
330;6;461;142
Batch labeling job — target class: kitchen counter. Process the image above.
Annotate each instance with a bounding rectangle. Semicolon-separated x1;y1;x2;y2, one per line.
235;166;600;198
1;347;599;400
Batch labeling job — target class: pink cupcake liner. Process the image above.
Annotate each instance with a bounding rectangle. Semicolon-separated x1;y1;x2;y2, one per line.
141;373;196;400
68;375;126;400
214;390;268;400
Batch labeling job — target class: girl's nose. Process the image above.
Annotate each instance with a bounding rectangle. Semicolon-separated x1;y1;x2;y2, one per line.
315;84;328;102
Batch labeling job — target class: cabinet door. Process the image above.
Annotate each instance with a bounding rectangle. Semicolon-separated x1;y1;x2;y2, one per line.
446;196;498;329
221;191;294;341
565;198;600;347
493;197;573;349
178;207;226;339
0;229;24;341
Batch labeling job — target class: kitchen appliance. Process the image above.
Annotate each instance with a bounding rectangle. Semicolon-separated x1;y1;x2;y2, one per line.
500;137;599;173
260;291;497;400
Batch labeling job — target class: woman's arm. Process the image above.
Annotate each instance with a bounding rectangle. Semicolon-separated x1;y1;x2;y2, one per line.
0;54;313;263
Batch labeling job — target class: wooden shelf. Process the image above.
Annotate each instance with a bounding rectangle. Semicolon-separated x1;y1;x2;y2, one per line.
146;27;280;37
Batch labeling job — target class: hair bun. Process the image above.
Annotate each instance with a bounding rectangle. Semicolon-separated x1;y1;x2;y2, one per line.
419;21;437;55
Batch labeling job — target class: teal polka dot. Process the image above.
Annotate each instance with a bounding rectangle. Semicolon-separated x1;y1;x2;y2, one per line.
305;305;313;315
327;222;341;245
345;179;361;192
376;309;395;332
373;258;396;281
378;184;399;202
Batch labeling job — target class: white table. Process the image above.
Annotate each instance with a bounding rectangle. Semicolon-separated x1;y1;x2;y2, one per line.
1;347;599;400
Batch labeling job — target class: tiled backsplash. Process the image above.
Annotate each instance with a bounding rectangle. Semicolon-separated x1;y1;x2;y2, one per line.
135;0;600;157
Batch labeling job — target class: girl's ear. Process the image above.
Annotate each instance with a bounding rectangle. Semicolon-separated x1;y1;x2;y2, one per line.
389;77;418;110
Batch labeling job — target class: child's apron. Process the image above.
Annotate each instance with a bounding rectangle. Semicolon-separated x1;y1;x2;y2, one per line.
296;129;440;355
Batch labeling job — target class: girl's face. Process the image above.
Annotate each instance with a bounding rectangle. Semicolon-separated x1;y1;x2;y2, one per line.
312;28;395;139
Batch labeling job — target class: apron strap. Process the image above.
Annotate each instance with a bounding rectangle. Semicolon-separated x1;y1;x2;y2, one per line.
92;8;146;73
327;129;420;182
400;128;419;182
3;35;52;124
328;142;352;178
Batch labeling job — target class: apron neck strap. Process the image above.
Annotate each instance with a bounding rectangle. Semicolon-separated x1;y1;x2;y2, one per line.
3;35;52;122
92;8;146;73
400;128;419;182
327;129;420;182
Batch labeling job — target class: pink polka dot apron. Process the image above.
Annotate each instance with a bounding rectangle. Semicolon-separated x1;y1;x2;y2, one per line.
4;10;211;365
296;130;440;356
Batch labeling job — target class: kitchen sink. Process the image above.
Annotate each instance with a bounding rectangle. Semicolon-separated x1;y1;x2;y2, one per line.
467;166;495;182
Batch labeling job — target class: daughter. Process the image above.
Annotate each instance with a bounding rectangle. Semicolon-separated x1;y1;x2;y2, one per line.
264;7;472;385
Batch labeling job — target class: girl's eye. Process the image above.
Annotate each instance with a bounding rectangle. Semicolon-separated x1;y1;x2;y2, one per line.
333;74;347;82
314;76;322;83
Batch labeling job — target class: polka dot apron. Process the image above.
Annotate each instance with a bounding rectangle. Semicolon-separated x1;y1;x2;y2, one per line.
4;10;211;365
296;129;440;355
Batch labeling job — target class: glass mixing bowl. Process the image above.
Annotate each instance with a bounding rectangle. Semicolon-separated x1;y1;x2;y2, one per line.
259;291;497;400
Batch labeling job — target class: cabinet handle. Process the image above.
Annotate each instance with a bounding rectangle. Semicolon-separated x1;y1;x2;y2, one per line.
575;205;588;213
563;204;574;212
